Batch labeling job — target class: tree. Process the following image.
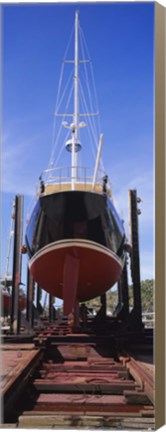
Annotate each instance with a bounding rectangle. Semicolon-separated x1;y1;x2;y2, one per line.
85;279;155;314
140;279;154;312
127;279;154;312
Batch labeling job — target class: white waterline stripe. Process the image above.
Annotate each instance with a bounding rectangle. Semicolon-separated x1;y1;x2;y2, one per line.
29;239;122;268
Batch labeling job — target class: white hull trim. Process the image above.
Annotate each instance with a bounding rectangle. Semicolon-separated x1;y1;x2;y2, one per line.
29;239;123;269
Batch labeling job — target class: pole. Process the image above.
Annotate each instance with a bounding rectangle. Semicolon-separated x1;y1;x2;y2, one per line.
26;267;34;328
129;189;142;329
36;284;42;313
4;200;15;292
121;259;129;317
10;195;23;334
49;294;54;322
100;293;106;317
72;10;79;190
92;134;104;190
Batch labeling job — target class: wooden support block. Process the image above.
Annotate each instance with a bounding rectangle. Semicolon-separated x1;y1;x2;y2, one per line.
0;344;35;350
36;393;127;405
34;379;136;394
18;414;155;429
22;410;143;418
144;382;155;405
124;390;152;405
141;409;155;418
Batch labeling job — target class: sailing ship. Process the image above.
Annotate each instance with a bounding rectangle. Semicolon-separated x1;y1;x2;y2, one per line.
25;11;126;314
1;280;26;316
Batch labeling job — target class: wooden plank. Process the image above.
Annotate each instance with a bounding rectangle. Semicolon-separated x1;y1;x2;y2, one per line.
34;380;136;393
41;363;128;372
37;371;128;379
141;409;155;417
144;381;155;405
37;393;126;404
24;404;152;415
40;369;129;379
21;410;147;417
44;182;102;195
1;349;43;397
18;414;155;429
0;344;35;350
127;360;154;408
124;390;152;405
2;349;44;424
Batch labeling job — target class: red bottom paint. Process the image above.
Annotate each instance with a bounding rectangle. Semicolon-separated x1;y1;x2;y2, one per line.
2;292;26;315
30;241;123;302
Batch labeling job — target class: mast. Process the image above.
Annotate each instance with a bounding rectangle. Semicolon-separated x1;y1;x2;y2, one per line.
71;10;79;190
61;11;100;190
74;10;79;144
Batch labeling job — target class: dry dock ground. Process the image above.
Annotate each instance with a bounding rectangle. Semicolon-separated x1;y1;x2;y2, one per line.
0;327;155;430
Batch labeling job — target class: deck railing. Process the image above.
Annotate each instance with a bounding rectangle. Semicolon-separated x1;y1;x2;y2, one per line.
36;166;111;196
26;166;112;224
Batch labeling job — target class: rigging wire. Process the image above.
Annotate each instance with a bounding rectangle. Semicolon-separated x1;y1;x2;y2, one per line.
79;83;97;163
49;75;74;168
79;27;99;139
63;24;74;62
47;16;105;176
79;25;105;172
48;23;74;168
49;62;65;167
80;26;102;136
49;69;74;167
79;80;100;159
54;128;71;168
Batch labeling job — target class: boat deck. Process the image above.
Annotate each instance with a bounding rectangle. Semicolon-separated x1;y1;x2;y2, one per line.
41;182;105;195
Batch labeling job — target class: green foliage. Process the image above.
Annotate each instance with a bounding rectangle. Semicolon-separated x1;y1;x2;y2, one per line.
85;279;154;314
107;290;119;313
86;291;118;314
86;296;101;309
129;279;154;312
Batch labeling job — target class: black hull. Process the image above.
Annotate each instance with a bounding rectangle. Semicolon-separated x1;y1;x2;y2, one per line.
26;191;125;303
26;190;125;259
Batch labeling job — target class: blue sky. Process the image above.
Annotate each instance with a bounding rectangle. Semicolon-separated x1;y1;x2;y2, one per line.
1;3;154;294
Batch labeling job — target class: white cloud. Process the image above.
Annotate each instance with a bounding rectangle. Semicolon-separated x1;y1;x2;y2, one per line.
109;157;154;233
107;158;154;281
2;131;43;197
